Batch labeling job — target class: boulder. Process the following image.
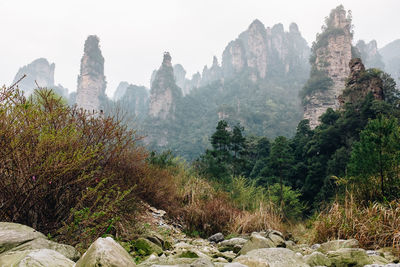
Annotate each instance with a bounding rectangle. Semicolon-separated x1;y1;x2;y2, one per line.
264;231;285;247
318;239;359;253
7;237;80;261
135;238;163;256
234;248;310;267
208;233;224;243
239;233;274;255
303;251;331;266
0;248;74;267
327;248;372;267
0;222;45;253
75;237;136;267
218;238;247;253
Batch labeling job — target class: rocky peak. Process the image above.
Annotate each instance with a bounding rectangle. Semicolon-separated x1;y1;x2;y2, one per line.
76;35;107;112
289;23;300;34
303;5;353;129
12;58;68;98
149;52;182;119
356;40;385;69
328;5;350;29
13;58;54;95
200;56;223;86
113;81;130;101
339;58;383;106
162;52;172;67
222;19;309;82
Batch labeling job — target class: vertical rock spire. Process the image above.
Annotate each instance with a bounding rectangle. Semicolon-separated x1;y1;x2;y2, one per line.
76;35;107;112
302;5;353;128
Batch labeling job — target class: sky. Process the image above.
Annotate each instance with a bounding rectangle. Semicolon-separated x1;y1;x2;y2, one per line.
0;0;399;97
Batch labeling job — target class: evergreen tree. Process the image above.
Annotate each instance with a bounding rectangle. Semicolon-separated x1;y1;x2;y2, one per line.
347;115;400;201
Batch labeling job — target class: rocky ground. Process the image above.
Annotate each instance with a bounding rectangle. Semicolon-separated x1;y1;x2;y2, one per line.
1;206;399;267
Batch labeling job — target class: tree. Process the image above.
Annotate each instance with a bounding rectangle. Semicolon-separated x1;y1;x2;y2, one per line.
230;124;247;175
347;115;400;201
266;136;294;208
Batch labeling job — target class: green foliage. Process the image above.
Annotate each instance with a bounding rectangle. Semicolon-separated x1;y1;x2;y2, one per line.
198;120;247;180
267;183;305;221
347;115;400;201
148;150;176;168
229;176;267;211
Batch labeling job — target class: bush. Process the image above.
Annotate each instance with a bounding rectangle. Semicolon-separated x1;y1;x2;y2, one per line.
0;87;146;239
267;183;305;221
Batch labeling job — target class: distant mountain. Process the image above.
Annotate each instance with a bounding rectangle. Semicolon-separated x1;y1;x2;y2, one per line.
12;58;68;98
136;19;310;159
380;39;400;83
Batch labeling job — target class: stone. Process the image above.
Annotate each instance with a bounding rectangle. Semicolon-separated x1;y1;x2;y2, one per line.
239;233;274;255
368;254;390;265
222;263;248;267
234;248;310;267
0;248;74;267
75;236;136;267
208;233;224;243
304;251;332;267
191;258;215;267
318;239;359;253
218;238;247;253
135;238;163;256
7;237;80;261
0;222;45;254
327;248;372;267
265;231;285;247
311;244;321;250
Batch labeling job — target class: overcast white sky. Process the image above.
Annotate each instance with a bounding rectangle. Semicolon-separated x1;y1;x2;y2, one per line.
0;0;399;97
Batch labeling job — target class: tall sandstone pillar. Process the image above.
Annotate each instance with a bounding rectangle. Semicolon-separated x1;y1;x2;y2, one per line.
303;6;353;128
76;35;107;112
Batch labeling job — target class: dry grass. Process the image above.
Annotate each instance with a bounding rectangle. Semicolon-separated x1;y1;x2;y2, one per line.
230;203;283;234
312;192;400;253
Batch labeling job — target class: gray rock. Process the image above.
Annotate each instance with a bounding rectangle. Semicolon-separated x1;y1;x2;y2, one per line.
218;238;247;253
0;248;74;267
75;236;135;267
0;222;46;254
191;258;215;267
318;239;359;253
222;264;248;267
304;251;331;266
239;233;274;255
326;248;372;267
311;244;321;250
7;237;80;261
234;247;310;267
209;233;224;243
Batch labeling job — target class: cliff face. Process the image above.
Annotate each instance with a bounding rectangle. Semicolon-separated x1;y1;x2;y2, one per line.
149;52;182;119
379;39;400;83
302;5;353;129
339;58;383;106
12;58;67;97
76;35;107;112
200;56;223;86
356;40;385;69
221;20;309;82
113;81;130;101
116;84;149;119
